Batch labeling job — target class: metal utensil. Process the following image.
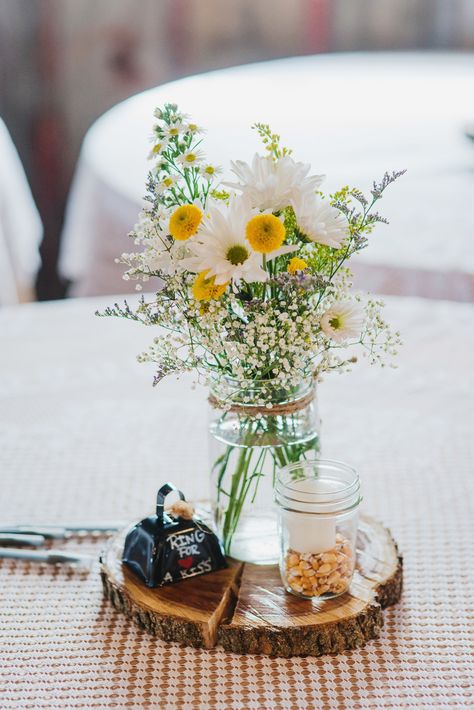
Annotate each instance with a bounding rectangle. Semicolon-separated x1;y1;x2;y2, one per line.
0;547;96;568
0;533;47;547
0;521;128;540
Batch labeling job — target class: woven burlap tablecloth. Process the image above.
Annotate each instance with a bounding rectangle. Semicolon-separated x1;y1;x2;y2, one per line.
0;295;473;709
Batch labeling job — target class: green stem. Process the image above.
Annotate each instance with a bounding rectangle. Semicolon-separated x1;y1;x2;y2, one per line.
221;444;253;553
214;410;320;555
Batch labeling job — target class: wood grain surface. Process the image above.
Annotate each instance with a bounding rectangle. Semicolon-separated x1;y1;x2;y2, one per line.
101;515;402;657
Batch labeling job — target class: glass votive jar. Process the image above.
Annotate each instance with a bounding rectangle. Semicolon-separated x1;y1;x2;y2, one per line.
275;459;361;600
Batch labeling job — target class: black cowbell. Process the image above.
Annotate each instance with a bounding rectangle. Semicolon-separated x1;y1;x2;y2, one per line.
122;482;227;588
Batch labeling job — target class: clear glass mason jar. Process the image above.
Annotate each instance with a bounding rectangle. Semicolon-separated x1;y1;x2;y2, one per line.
275;460;361;599
209;376;320;564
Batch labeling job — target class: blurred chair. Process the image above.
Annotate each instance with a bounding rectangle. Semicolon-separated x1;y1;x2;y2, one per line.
0;118;42;305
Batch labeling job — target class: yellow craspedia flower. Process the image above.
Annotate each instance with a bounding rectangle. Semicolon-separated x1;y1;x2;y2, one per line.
245;214;285;254
169;204;202;241
192;271;228;302
287;257;308;274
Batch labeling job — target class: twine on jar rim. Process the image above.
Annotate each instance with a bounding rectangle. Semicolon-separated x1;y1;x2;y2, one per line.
208;388;315;417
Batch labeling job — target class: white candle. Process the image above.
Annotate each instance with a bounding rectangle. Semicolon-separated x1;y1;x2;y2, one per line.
285;478;341;554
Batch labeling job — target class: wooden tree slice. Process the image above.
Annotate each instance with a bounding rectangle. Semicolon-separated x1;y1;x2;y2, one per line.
218;517;402;657
101;515;402;657
100;529;243;649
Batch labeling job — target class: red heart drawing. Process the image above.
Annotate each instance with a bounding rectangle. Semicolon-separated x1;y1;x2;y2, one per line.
178;556;194;569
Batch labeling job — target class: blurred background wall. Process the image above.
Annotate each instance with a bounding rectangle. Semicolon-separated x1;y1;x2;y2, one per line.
0;0;473;299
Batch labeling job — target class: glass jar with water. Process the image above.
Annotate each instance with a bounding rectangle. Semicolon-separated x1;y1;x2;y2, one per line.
209;376;320;563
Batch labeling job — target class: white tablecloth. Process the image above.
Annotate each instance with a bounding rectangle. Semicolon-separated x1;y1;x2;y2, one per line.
0;118;42;305
0;294;473;707
59;52;474;300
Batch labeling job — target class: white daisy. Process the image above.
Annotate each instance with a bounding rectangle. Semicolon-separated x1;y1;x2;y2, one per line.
164;122;184;138
320;302;365;343
154;174;178;194
226;154;324;212
293;193;348;249
185;122;206;135
147;137;170;160
181;200;267;285
200;163;223;182
176;149;206;169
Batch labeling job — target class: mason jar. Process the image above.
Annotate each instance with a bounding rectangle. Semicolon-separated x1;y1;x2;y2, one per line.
275;460;361;599
208;375;320;564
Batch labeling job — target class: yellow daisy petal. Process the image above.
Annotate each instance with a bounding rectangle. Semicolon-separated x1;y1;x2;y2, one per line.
169;204;203;241
192;271;228;302
245;214;285;254
287;257;308;274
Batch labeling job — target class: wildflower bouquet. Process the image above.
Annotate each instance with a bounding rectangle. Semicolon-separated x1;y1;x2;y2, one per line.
101;103;402;561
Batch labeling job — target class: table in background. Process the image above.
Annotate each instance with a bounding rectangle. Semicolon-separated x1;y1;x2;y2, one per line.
1;294;473;708
59;52;474;300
